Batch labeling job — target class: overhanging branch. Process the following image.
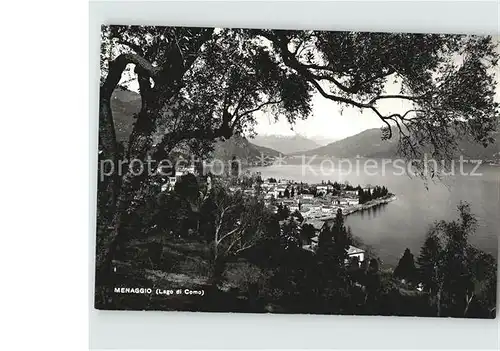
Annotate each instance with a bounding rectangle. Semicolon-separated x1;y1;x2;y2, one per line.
264;32;432;143
100;53;159;98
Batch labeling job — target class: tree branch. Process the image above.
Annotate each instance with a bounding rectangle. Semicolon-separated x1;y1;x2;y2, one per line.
262;31;430;142
369;94;426;105
234;243;256;255
309;73;361;94
231;98;283;129
116;39;145;56
217;227;240;246
100;53;159;98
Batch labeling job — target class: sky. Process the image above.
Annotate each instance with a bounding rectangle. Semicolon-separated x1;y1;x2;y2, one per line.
254;94;390;140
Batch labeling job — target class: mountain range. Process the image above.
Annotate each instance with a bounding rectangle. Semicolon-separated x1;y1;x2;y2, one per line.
295;128;500;160
212;135;281;164
295;128;397;158
110;88;141;143
251;134;321;154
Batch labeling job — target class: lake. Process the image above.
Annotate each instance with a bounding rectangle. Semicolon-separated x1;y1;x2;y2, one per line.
250;157;500;266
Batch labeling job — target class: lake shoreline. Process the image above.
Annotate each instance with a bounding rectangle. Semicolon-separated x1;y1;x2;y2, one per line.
250;162;499;266
311;194;397;224
344;194;398;216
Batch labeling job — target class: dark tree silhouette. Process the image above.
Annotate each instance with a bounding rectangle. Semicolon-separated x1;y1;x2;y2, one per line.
284;188;290;198
417;234;441;292
393;248;417;283
230;156;240;177
300;223;315;246
276;204;291;221
292;209;304;222
364;258;382;310
330;209;351;266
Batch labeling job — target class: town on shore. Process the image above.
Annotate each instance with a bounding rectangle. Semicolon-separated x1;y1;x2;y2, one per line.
231;173;395;260
161;164;396;263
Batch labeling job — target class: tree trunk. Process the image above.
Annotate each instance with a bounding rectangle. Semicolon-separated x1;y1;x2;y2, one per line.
96;85;176;285
436;283;443;317
95;28;214;290
97;82;121;217
211;254;227;285
464;293;474;316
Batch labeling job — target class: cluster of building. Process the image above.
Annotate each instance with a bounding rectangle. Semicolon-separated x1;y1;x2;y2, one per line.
227;177;371;263
255;178;368;221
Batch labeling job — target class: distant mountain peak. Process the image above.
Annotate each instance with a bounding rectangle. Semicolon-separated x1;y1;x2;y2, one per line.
251;134;321;154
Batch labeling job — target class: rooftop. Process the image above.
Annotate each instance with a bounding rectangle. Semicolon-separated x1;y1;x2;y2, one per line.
347;245;365;255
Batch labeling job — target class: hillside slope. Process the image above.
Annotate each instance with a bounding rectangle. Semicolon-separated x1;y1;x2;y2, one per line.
212;135;281;165
297;129;397;158
251;134;320;154
109;88;141;143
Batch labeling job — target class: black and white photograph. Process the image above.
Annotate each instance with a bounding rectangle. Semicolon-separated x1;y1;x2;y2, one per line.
95;24;499;318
